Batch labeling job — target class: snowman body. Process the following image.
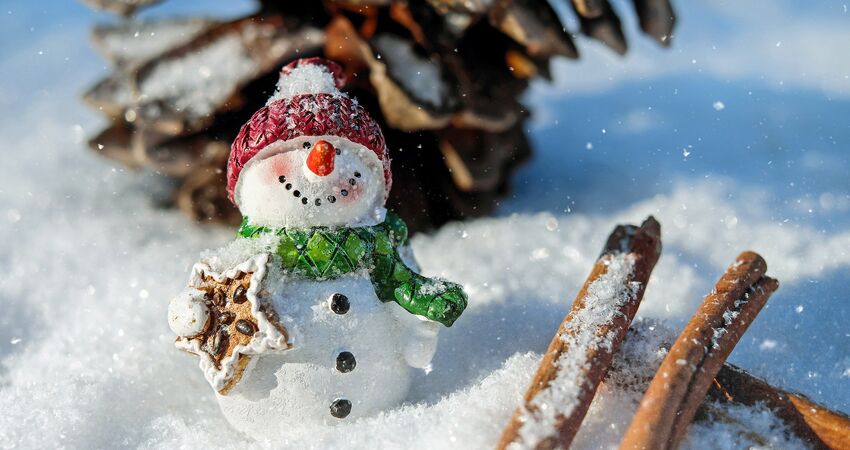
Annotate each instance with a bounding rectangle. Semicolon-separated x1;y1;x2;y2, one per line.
168;58;465;441
218;273;413;433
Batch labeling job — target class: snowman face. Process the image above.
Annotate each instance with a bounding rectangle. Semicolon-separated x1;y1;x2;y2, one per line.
236;136;386;229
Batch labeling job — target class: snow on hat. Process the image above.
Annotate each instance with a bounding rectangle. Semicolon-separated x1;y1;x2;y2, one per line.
227;57;391;205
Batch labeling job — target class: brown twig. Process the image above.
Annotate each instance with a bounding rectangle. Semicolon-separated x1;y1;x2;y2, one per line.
709;364;850;450
497;217;662;450
619;251;778;450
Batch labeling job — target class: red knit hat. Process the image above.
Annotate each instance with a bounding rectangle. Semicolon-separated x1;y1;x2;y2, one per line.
227;58;391;205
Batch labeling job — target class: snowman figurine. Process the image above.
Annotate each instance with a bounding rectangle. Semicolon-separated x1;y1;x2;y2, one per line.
167;58;467;437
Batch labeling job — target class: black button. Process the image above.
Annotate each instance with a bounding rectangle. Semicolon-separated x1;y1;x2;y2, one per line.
336;351;356;373
330;399;351;418
330;293;349;314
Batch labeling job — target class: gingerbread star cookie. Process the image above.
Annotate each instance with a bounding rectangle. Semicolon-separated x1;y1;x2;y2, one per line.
168;253;291;394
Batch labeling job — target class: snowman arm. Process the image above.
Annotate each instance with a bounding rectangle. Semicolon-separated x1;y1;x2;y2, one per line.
167;286;210;338
393;243;440;368
371;245;468;327
390;303;441;369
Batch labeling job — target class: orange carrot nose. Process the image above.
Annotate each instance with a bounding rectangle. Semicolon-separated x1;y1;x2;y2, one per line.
306;140;336;176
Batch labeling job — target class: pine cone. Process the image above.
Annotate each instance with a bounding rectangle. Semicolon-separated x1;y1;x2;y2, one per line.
83;0;675;231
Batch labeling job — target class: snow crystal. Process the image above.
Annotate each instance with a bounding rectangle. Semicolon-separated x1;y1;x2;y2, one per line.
139;34;255;119
267;63;341;104
710;293;750;350
200;232;280;272
372;34;447;107
512;254;639;448
570;319;807;450
682;402;807;450
419;279;450;295
96;19;212;66
760;339;778;350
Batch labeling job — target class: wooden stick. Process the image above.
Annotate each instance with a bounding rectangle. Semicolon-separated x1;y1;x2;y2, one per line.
497;217;662;450
619;251;778;450
709;364;850;450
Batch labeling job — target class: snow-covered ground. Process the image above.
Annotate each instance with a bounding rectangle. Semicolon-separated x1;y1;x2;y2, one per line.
1;1;848;448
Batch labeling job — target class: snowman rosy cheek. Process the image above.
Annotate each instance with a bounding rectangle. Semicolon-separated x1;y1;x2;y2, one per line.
338;182;362;202
262;156;294;184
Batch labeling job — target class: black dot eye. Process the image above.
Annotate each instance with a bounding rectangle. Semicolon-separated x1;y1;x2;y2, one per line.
278;175;286;183
301;197;308;205
335;148;341;155
303;141;311;149
354;171;361;178
327;195;336;203
315;198;322;206
293;190;300;197
348;178;356;185
340;189;348;197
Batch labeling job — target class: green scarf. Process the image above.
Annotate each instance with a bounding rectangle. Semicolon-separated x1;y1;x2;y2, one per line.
238;212;466;327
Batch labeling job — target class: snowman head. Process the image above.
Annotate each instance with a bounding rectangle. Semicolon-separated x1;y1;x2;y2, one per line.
236;135;386;228
227;58;392;229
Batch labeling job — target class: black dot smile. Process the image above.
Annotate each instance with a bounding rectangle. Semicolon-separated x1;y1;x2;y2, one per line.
277;170;362;206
